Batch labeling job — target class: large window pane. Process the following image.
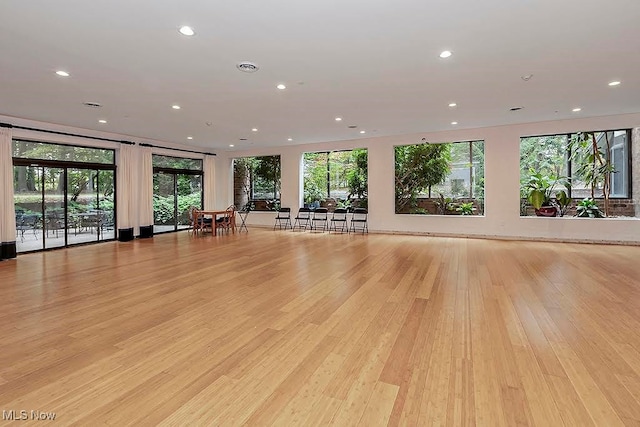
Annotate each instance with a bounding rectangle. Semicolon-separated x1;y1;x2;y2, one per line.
13;140;114;164
395;141;483;215
233;155;281;211
152;154;202;171
519;129;632;217
14;165;43;252
177;174;202;230
153;173;176;233
302;149;368;211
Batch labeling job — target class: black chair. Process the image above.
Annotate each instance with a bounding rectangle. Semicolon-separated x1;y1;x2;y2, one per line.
292;207;311;231
350;208;368;234
16;214;40;242
274;207;292;230
329;208;348;233
310;208;328;232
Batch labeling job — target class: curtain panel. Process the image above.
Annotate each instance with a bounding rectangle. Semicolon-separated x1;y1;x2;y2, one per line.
116;144;136;241
0;127;17;260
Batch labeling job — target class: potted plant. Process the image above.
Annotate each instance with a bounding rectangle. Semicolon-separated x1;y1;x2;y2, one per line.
524;169;570;217
575;198;604;218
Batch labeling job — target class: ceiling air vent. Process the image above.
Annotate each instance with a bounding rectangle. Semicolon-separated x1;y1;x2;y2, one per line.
510;106;524;111
83;101;102;108
236;62;259;73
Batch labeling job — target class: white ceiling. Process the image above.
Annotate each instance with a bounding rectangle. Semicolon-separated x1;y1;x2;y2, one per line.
1;0;639;151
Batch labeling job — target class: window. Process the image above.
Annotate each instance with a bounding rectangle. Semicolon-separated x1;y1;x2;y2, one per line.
13;140;114;164
233;155;281;211
395;141;484;215
520;129;632;217
302;149;368;211
152;154;203;233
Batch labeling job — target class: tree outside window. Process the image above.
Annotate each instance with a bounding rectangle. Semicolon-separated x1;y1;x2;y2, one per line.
302;149;368;211
233;155;281;211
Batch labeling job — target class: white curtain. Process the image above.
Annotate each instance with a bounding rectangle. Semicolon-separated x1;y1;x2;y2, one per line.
138;146;154;231
0;127;17;260
204;154;216;210
116;144;136;239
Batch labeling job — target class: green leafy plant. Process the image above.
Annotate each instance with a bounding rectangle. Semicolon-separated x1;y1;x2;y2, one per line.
455;202;475;215
554;190;572;217
434;193;455;215
523;169;569;214
575;198;604;218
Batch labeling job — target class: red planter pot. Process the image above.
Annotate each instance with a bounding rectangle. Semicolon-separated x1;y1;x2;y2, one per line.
535;206;558;217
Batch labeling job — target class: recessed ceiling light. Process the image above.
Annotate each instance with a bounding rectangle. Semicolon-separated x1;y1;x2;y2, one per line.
172;105;181;110
608;81;621;86
98;119;107;124
252;128;258;132
187;136;193;140
229;144;235;147
276;84;286;90
55;70;70;77
448;103;457;107
287;138;293;141
572;107;582;112
178;26;195;36
439;50;452;59
359;130;366;134
451;121;458;125
335;117;342;121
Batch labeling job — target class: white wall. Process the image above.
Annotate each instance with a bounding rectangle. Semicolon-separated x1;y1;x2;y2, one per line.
223;113;640;244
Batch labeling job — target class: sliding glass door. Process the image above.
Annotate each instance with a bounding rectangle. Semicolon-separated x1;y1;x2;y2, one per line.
152;155;203;234
13;163;116;253
153;171;202;233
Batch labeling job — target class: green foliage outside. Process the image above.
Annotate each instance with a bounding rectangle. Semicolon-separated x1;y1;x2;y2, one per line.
233;156;281;211
153;192;201;225
395;143;451;213
302;149;368;207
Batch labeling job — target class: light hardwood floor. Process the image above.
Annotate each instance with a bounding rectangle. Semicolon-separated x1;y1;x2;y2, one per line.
1;229;640;426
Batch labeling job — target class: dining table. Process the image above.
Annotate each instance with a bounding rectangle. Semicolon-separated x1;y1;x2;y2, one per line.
195;209;236;235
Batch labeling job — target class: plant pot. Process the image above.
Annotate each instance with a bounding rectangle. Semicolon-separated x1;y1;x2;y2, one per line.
535;206;557;217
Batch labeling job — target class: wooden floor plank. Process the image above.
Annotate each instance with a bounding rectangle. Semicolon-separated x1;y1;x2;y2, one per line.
0;230;639;425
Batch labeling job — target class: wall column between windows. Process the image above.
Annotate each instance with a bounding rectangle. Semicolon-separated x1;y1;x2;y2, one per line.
0;127;17;259
203;155;216;210
633;128;640;218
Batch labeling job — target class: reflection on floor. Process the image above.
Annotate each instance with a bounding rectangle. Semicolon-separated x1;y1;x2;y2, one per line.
153;225;190;234
16;229;115;252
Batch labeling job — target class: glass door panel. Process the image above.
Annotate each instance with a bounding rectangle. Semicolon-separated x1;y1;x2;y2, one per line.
43;167;65;249
153;172;176;233
177;174;202;230
67;168;99;245
97;170;116;241
14;165;44;252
